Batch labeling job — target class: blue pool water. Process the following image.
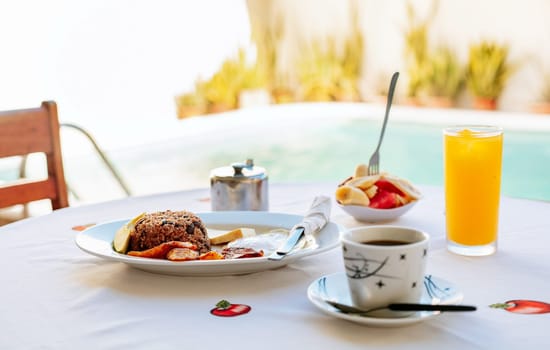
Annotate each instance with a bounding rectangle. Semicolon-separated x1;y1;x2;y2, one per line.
2;105;550;203
99;114;550;202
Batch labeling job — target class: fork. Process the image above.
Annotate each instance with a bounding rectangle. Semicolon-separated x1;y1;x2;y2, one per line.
368;71;399;175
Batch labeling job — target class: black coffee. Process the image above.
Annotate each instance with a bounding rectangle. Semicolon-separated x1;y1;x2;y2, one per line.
361;239;409;246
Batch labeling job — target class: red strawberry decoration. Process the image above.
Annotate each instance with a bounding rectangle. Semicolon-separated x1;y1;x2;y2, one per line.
490;299;550;314
210;300;251;317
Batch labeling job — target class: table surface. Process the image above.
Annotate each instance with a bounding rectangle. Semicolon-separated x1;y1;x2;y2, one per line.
1;182;549;349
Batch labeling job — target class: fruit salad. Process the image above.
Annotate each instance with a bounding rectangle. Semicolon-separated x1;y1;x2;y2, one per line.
335;164;421;209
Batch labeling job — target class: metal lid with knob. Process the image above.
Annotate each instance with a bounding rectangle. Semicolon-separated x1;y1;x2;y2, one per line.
211;159;266;180
210;159;269;211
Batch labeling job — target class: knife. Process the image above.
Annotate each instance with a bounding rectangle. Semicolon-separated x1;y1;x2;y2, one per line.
268;196;331;261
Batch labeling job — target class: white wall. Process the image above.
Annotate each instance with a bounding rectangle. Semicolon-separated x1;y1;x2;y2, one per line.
262;0;550;111
0;0;251;150
1;0;549;153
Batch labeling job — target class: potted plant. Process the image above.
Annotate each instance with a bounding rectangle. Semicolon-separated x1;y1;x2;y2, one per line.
250;16;284;100
296;6;364;103
402;0;438;105
465;41;514;110
296;40;343;102
238;58;270;108
368;72;390;104
296;34;363;102
194;49;268;114
530;74;550;114
175;90;206;119
270;73;296;104
204;50;246;112
337;6;364;102
419;46;464;108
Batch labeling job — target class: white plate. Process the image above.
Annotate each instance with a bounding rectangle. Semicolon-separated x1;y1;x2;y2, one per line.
338;200;418;223
307;272;463;327
75;211;343;276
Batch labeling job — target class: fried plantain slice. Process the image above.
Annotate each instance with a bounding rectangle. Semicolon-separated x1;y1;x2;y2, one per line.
127;241;197;259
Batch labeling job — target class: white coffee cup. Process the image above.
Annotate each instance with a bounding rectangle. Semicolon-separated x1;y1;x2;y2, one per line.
341;226;429;315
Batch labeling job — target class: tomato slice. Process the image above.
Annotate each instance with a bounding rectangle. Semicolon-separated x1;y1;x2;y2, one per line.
369;189;399;209
374;179;405;197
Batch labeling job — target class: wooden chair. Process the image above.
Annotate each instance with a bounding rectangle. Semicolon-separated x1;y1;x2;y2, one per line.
0;101;69;213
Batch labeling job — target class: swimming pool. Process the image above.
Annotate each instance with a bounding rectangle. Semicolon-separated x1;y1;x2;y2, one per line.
75;103;549;202
3;103;550;203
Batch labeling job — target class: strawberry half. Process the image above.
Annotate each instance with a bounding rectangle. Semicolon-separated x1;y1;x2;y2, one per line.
210;300;251;317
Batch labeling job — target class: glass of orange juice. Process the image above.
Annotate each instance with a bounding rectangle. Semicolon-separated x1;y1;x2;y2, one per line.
444;125;503;256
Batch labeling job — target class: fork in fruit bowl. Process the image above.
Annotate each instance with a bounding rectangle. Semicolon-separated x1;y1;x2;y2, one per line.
368;71;399;176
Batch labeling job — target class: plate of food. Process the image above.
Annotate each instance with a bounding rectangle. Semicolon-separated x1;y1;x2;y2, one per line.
75;210;343;276
335;164;422;222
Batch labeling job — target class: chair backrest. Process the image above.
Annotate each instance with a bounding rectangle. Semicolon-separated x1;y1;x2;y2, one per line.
0;101;69;210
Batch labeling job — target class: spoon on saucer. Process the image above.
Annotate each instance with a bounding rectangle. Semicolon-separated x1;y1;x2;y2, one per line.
326;300;477;315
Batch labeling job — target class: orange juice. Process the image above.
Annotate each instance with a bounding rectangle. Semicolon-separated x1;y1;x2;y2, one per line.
444;126;503;255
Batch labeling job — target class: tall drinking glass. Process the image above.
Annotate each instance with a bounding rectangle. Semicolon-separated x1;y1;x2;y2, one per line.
444;125;503;256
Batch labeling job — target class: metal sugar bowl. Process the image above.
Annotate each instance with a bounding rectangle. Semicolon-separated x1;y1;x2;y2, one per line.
210;159;269;211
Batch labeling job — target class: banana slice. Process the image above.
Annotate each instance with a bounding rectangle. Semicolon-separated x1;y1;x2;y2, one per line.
335;185;370;206
365;184;378;199
383;175;422;200
353;164;369;178
346;175;380;190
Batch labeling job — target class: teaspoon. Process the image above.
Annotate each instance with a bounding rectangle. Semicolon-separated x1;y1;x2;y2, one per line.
326;300;477;315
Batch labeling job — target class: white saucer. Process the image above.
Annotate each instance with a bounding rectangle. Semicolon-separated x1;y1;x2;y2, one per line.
307;272;463;327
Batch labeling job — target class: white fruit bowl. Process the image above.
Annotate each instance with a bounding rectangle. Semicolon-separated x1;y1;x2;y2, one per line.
338;199;419;223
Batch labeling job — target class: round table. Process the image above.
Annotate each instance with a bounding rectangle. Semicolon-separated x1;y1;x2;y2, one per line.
1;182;549;349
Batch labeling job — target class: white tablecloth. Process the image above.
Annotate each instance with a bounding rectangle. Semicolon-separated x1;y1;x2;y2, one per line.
1;183;549;349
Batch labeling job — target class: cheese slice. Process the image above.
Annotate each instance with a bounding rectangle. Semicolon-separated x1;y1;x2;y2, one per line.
209;227;257;245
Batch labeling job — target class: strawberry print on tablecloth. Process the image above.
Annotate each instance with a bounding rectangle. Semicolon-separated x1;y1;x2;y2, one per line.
490;300;550;314
211;300;251;317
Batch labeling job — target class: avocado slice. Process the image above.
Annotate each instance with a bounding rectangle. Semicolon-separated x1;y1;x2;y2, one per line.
113;213;146;253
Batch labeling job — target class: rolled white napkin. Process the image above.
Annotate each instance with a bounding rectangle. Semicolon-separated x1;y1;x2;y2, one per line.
292;195;332;236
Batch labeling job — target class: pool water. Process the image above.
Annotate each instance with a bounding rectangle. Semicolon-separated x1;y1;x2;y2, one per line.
96;116;549;202
305;119;550;201
2;108;550;203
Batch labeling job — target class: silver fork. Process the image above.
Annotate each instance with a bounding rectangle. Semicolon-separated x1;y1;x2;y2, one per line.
368;72;399;176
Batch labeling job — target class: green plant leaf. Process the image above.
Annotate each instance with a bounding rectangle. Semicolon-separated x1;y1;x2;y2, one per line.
466;41;514;99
